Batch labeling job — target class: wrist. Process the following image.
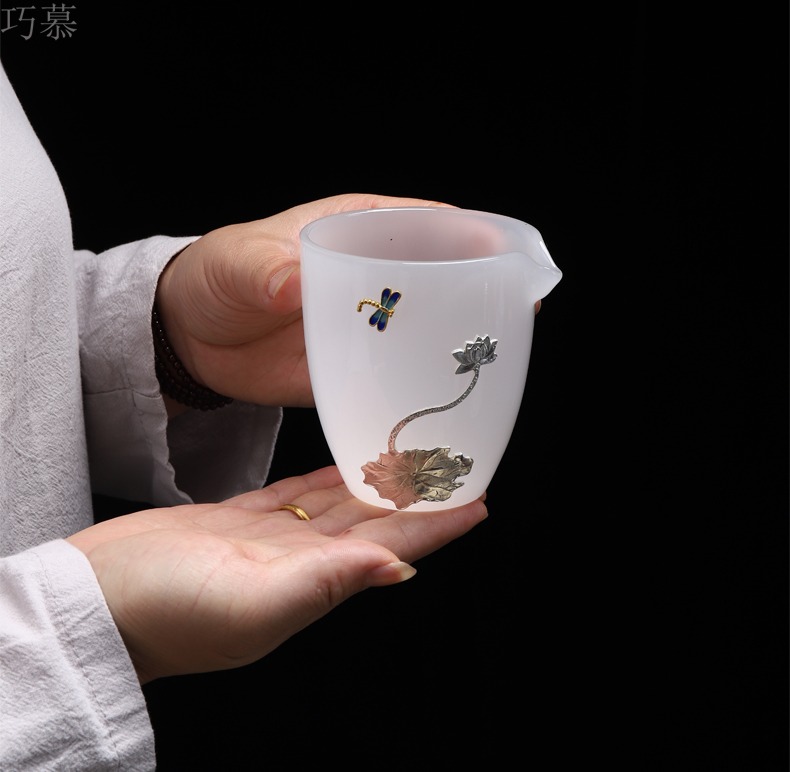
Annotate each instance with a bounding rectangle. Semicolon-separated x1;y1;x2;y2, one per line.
151;302;233;411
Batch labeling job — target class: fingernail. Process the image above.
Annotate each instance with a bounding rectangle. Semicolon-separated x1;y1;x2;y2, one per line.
367;561;417;586
268;265;296;299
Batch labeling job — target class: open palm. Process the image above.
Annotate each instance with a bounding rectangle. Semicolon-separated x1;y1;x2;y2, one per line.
67;466;487;684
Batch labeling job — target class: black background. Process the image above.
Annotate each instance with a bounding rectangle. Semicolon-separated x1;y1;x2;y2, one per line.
1;4;787;770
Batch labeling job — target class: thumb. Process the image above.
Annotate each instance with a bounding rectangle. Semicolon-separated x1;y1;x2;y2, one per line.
264;258;301;311
201;222;303;317
267;540;417;623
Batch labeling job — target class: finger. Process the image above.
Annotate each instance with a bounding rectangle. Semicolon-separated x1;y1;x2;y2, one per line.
221;538;414;663
248;497;487;615
290;491;393;531
335;498;488;564
222;466;345;511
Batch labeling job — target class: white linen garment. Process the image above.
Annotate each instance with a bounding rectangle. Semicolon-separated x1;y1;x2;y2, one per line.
0;65;281;769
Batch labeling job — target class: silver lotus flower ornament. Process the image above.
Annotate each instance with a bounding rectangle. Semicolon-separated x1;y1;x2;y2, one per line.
361;335;498;509
453;334;498;373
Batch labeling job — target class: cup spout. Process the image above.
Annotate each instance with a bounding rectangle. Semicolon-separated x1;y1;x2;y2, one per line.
525;237;563;302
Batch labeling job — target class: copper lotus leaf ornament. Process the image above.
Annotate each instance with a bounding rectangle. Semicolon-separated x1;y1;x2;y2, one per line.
362;335;498;509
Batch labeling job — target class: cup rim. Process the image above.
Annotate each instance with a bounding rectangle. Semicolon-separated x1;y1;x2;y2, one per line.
299;206;550;266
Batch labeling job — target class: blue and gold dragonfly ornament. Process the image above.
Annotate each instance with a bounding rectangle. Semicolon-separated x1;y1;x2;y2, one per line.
357;287;402;332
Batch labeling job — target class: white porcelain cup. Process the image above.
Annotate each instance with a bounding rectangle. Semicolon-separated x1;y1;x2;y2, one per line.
300;206;562;510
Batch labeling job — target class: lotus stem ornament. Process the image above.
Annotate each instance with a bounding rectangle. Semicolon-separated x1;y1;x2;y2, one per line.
361;335;498;509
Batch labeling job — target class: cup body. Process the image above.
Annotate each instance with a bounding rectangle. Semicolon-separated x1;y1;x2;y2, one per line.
300;206;561;510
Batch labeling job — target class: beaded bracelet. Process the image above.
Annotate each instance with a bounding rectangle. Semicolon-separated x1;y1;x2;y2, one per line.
151;304;233;411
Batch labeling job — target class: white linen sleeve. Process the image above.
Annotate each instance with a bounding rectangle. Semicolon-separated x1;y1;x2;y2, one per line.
75;236;282;506
0;539;155;771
